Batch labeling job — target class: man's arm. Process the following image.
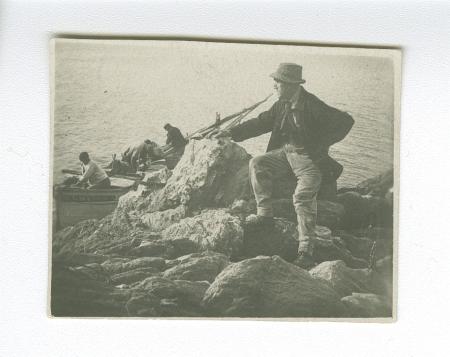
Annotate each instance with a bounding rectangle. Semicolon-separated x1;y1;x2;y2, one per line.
78;164;95;184
228;103;276;142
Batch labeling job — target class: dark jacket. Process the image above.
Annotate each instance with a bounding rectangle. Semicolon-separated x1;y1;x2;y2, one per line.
166;126;187;150
229;88;354;182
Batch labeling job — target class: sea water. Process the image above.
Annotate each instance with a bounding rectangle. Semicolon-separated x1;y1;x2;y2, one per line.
53;40;394;187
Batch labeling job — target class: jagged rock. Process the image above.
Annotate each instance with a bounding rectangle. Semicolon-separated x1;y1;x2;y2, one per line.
127;238;198;259
371;256;394;298
314;237;368;269
125;293;160;317
98;237;143;255
229;199;257;221
218;163;253;205
376;255;393;276
53;214;151;255
51;263;129;317
114;184;154;215
163;252;230;283
143;166;172;185
351;226;393;241
149;138;250;211
101;257;166;274
353;169;394;198
341;293;392;318
336;192;371;229
334;232;373;260
338;232;393;261
128;276;209;316
338;169;393;198
132;276;179;297
111;267;161;285
139;205;187;232
337;191;393;229
242;217;298;262
72;263;110;283
310;260;373;297
242;217;366;267
172;280;210;306
161;209;243;258
317;201;346;229
202;255;345;317
53;252;111;266
52;219;99;255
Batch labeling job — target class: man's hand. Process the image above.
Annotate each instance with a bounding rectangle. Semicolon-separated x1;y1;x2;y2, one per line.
208;129;232;139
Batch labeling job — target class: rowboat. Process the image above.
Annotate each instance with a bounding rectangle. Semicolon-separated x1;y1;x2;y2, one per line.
53;177;136;229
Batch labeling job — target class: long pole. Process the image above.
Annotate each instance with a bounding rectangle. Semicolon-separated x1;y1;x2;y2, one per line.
161;93;272;156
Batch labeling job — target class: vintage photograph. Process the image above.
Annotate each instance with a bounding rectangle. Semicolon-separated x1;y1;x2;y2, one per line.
50;38;400;319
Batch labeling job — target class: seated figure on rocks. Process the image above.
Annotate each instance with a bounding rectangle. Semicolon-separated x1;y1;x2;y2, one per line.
164;123;188;169
213;63;354;268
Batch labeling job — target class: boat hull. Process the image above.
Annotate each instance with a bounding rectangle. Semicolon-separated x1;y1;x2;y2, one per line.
54;185;133;229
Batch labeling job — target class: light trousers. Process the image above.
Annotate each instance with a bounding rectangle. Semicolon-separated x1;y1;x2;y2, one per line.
249;145;322;253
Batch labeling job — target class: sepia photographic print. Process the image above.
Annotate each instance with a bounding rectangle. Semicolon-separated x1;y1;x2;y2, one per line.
50;38;400;320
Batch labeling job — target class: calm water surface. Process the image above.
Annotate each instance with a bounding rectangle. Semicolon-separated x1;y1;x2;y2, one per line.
53;40;394;187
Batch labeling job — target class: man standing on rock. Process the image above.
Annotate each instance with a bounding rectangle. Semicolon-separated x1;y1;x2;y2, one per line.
213;63;354;267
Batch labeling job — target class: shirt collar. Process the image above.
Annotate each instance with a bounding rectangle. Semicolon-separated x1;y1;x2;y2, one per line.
289;86;305;111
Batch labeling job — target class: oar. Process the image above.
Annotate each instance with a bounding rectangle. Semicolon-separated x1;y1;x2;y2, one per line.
61;169;143;181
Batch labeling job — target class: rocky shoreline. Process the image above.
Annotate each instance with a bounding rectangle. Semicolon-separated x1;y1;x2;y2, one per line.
51;138;394;318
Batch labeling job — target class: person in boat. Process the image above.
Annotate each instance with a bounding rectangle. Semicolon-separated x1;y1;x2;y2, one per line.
122;140;162;171
213;63;354;268
76;152;111;189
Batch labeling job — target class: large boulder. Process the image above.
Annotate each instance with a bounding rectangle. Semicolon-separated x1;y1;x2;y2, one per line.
335;231;393;261
242;217;366;267
161;209;244;258
139;205;187;232
309;260;373;297
110;267;161;285
371;256;394;298
143;166;172;185
101;257;166;274
51;263;129;317
52;219;99;255
339;169;393;198
341;293;392;318
52;252;111;266
127;238;198;260
163;251;230;283
350;226;393;241
313;237;368;269
337;191;393;229
53;214;152;256
202;255;346;317
149;138;250;211
242;217;298;262
127;276;210;317
317;200;346;229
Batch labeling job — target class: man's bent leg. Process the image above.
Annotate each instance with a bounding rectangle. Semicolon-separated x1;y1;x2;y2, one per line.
285;150;322;255
249;149;291;217
89;177;111;189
